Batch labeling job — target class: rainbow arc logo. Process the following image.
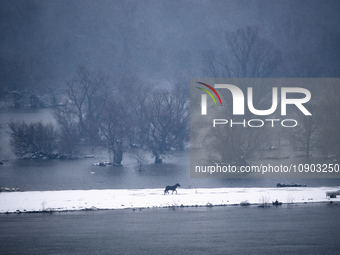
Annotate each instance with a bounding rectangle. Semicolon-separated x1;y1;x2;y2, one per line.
196;82;222;115
196;82;222;106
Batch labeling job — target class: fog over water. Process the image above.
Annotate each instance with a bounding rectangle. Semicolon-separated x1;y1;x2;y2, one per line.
1;0;340;186
1;0;340;89
0;108;339;191
1;2;340;255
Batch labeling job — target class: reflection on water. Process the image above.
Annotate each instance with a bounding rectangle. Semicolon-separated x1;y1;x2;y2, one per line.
1;108;340;191
1;150;340;191
0;150;195;190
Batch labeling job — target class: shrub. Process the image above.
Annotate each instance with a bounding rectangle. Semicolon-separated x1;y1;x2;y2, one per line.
8;121;58;158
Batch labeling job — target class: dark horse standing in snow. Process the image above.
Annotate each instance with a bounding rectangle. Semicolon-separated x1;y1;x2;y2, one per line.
164;183;181;195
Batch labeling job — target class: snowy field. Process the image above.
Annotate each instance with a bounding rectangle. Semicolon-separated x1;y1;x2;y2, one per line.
0;187;339;213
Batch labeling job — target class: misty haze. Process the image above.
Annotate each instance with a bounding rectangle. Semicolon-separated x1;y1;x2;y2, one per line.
1;1;340;254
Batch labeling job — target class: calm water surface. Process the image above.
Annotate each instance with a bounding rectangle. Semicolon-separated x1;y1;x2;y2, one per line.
1;109;340;255
1;108;340;190
1;151;340;191
1;204;339;255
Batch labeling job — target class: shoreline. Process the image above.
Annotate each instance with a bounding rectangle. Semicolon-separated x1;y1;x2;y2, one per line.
1;201;338;215
1;186;339;214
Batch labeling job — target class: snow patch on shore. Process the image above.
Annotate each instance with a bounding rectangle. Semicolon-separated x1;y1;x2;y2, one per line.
0;187;339;213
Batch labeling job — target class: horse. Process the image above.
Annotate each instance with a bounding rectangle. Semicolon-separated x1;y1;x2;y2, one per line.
164;183;181;195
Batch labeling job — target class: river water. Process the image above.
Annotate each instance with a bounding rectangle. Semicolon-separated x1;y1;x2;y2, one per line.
1;108;340;254
1;204;339;255
1;108;340;190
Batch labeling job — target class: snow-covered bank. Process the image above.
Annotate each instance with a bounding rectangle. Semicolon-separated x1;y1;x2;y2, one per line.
0;187;339;213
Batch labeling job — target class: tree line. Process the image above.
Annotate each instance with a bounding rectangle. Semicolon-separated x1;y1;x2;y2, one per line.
200;26;340;162
7;66;190;164
5;26;340;164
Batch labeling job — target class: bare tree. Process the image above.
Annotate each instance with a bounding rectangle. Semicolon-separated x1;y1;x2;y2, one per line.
55;66;109;151
204;26;282;108
208;119;266;164
204;26;282;79
64;66;108;138
8;121;57;158
99;97;132;165
202;50;230;78
201;26;282;163
118;74;151;148
133;150;149;171
225;26;259;78
146;87;189;163
290;103;320;160
53;106;81;156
